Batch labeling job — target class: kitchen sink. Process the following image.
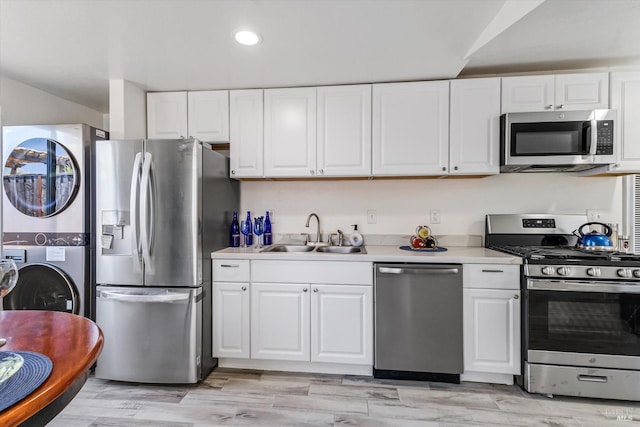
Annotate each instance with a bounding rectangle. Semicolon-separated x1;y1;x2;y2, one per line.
260;245;366;254
261;245;315;253
314;246;367;254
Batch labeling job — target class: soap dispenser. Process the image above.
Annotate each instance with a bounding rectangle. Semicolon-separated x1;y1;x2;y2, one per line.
349;224;364;247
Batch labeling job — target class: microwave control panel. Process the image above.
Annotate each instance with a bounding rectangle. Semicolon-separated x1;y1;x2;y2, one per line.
596;120;614;155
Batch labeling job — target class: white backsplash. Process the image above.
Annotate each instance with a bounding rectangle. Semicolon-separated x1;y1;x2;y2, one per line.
241;173;623;239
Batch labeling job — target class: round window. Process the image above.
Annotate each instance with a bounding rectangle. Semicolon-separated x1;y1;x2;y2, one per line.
3;138;79;217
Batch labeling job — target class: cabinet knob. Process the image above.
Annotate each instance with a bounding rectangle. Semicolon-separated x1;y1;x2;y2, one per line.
231;170;236;175
556;104;564;109
454;166;458;171
241;286;247;291
442;167;446;171
303;288;308;292
319;169;324;175
513;294;519;300
310;170;315;175
313;288;318;293
545;105;554;110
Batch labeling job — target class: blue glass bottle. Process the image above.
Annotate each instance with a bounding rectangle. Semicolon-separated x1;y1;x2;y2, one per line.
242;211;253;246
230;210;240;247
264;211;273;245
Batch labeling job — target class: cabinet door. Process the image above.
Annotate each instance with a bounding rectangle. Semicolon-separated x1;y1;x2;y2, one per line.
264;88;317;177
449;78;500;175
147;92;188;139
372;81;449;175
609;72;640;172
212;282;250;358
317;85;372;177
554;73;609;111
187;91;229;142
501;75;554;113
311;285;372;365
250;283;310;361
230;90;264;177
463;288;521;374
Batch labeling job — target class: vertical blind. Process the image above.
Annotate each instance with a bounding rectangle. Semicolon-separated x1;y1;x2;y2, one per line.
635;175;640;253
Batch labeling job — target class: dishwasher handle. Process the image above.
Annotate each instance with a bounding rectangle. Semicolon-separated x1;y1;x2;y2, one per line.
377;266;460;275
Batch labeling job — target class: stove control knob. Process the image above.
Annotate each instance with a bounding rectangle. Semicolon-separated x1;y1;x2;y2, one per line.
586;267;601;277
557;267;571;276
617;269;632;278
541;266;555;275
633;270;640;279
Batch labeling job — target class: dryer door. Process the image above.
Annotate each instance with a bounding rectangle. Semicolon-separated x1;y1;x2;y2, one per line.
3;263;79;314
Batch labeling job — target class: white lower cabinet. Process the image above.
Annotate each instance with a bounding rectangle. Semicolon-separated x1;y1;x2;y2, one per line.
213;260;373;372
250;283;311;361
463;288;520;375
462;264;521;384
311;285;372;365
212;282;250;358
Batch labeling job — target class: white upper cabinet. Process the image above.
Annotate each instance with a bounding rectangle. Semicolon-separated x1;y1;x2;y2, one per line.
147;90;229;142
230;90;264;178
501;73;609;113
372;81;450;176
317;85;372;177
187;91;229;142
449;78;501;175
609;71;640;173
264;88;317;177
147;92;188;139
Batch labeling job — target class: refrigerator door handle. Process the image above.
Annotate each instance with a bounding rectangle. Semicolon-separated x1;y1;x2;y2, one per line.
98;290;190;303
140;152;153;271
129;152;143;271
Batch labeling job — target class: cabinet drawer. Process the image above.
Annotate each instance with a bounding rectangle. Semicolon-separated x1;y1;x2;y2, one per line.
212;260;250;282
463;264;520;289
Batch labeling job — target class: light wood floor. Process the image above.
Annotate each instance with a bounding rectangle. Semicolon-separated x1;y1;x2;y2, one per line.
49;368;638;426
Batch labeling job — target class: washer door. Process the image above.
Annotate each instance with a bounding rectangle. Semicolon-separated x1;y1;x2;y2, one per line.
3;137;79;217
3;264;79;314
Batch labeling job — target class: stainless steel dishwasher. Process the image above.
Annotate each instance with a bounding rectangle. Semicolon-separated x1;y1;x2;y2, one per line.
374;263;463;383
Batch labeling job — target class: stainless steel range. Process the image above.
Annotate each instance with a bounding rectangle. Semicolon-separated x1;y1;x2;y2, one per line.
486;214;640;401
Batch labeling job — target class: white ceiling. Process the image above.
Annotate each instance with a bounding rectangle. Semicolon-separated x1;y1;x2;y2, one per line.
1;0;640;114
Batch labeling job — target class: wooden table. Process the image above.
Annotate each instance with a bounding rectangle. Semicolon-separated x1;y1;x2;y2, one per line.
0;310;103;427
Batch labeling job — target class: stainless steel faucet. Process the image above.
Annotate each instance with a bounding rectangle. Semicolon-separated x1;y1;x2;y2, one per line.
337;229;344;246
305;213;321;244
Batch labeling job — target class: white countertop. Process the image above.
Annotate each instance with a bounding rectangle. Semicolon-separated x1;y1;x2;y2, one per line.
211;245;522;265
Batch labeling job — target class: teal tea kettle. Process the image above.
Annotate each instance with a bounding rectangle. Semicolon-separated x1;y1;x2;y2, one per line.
574;222;614;251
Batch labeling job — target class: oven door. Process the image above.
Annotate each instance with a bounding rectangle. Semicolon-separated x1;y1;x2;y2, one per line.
526;278;640;370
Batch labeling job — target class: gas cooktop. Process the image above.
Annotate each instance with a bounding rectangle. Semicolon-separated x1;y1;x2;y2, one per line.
489;245;640;264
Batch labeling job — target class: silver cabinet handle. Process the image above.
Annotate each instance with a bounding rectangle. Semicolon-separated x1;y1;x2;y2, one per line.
231;170;236;175
303;288;308;292
313;288;318;293
241;286;247;291
319;169;324;175
482;269;504;273
309;170;315;175
220;264;240;268
513;294;519;300
556;104;564;109
545;104;554;110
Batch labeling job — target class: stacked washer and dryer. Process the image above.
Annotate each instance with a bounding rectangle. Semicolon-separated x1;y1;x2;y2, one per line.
2;124;107;318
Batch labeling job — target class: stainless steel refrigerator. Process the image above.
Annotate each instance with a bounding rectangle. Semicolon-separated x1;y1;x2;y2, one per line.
94;138;239;383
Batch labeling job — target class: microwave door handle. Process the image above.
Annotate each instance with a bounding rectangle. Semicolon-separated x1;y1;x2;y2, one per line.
588;119;598;156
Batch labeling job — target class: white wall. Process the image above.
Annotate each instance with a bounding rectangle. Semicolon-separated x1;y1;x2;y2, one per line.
240;173;623;238
0;75;105;129
108;79;146;139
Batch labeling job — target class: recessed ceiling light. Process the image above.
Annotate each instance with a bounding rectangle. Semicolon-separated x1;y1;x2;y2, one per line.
233;30;262;46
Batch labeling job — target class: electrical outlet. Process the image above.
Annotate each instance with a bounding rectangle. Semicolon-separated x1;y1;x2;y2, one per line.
367;209;377;224
586;209;603;221
430;209;441;224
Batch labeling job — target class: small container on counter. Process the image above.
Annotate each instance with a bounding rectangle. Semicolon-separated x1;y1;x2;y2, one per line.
618;235;630;253
264;211;272;245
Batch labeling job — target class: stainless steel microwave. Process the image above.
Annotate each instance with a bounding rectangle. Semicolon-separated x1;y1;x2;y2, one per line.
500;109;616;172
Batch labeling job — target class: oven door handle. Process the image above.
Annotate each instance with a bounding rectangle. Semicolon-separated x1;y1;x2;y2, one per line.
528;278;640;294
